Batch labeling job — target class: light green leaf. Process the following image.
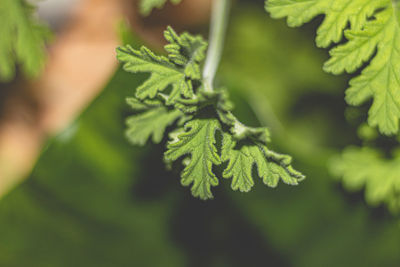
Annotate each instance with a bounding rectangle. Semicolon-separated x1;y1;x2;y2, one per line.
164;26;207;80
116;27;206;104
266;0;400;135
330;147;400;213
0;0;50;81
126;106;182;145
139;0;182;16
266;0;387;47
221;134;255;192
164;119;221;200
117;45;188;100
222;134;304;192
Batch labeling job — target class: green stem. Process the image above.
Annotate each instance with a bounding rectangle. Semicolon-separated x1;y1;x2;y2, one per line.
203;0;231;93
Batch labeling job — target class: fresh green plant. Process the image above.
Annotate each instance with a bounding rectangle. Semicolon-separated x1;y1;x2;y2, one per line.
0;0;49;81
266;0;400;135
2;1;400;265
1;0;398;210
118;0;304;200
265;0;400;213
117;27;304;200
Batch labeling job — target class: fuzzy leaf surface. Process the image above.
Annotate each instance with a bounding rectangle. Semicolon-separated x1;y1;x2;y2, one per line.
116;27;206;104
164;119;221;200
222;134;304;192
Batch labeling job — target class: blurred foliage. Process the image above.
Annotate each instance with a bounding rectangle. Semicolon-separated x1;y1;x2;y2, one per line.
139;0;182;16
0;0;50;81
0;69;185;267
330;147;400;213
0;3;399;267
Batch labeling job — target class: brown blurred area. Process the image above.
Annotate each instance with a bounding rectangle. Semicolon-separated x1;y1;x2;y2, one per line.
0;0;211;198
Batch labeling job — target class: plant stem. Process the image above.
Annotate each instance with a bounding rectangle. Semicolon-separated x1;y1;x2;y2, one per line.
203;0;231;92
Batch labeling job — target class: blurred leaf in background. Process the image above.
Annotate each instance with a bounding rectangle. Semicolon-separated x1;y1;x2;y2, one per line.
0;0;50;81
140;0;182;16
330;147;400;213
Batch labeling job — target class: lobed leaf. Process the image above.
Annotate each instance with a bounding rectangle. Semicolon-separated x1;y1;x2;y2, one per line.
117;45;188;100
164;119;221;200
222;134;304;192
116;27;207;104
126;105;182;146
266;0;400;135
164;26;207;80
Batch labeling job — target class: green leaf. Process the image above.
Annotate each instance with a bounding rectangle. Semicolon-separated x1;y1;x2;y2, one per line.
118;25;304;200
126;106;182;146
116;27;207;104
164;119;221;200
330;147;400;213
0;0;50;81
222;134;304;192
139;0;182;16
221;134;255;192
117;45;188;100
126;97;161;111
266;0;400;135
164;26;207;80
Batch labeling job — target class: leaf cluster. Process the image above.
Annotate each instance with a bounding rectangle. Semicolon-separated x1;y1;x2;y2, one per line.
266;0;400;135
117;27;304;199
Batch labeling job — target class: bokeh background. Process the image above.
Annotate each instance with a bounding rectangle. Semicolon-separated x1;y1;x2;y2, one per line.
1;0;400;266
